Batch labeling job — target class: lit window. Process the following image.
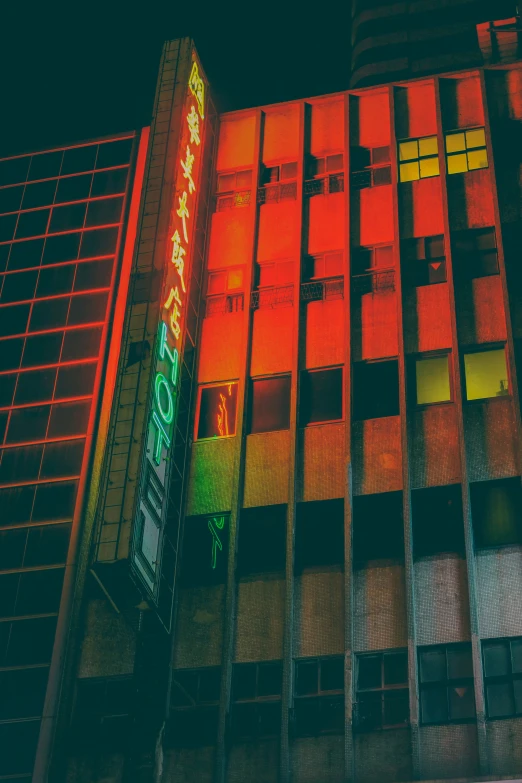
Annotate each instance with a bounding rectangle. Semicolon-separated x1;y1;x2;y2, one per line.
419;644;475;725
445;128;488;174
294;657;344;736
483;638;522;719
299;368;343;425
249;375;291;434
471;477;522;548
356;650;409;732
402;235;446;285
399;136;439;182
415;355;451;405
463;348;509;401
197;382;238;439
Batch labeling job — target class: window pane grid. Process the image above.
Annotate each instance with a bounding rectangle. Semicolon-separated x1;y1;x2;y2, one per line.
446;128;488;173
483;638;522;719
399;136;439;182
419;645;475;724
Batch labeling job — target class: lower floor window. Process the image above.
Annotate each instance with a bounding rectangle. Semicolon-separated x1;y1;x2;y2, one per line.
419;644;475;725
355;650;409;731
483;637;522;719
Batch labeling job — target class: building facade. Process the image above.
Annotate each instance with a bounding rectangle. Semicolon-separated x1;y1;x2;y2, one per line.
2;35;522;783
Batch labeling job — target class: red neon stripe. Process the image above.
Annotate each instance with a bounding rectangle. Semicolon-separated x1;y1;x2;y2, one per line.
0;358;99;377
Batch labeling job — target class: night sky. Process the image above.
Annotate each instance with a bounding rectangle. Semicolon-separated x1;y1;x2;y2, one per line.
1;1;352;158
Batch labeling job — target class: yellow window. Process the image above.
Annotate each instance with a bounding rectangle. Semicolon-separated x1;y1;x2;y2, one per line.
467;149;488;170
399;140;419;161
447;153;468;174
228;268;244;290
464;349;509;401
419;157;440;178
419;136;438;157
416;356;451;405
399;161;420;182
446;133;466;153
465;128;486;149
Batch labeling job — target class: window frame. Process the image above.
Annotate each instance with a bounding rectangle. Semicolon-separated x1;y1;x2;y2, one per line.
482;637;522;721
411;351;453;408
461;344;510;404
398;136;440;183
261;160;299;186
195;380;239;441
248;373;292;435
230;660;283;741
299;366;344;426
355;649;410;732
445;127;488;175
418;643;476;726
401;234;446;286
293;655;345;737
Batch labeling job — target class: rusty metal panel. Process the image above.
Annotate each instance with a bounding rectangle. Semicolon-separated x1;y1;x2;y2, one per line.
234;578;285;662
197;312;243;383
355;730;413;783
166;747;214;783
476;549;522;639
292;736;344;783
352;290;398;361
353;565;407;651
293;571;344;658
305;299;345;369
448;168;495;231
418;724;480;780
409;404;461;488
464;399;518;482
227;740;279;783
414;556;471;645
403;282;452;354
173;585;225;669
207;208;252;270
399;175;445;239
457;275;507;345
257;201;300;261
243;431;290;508
217;113;257;171
299;423;345;502
262;105;300;162
250;306;293;376
186;439;235;516
310;99;345;156
353;416;402;495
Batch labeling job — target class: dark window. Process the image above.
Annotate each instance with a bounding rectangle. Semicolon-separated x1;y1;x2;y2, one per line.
8;237;45;271
0;572;20;616
5;405;51;444
15;568;65;616
353;491;404;564
0;243;9;272
355;650;409;731
0;213;17;242
3;615;57;666
237;505;286;575
483;637;522;719
29;298;69;331
471;478;522;548
91;168;128;197
96;139;133;169
40;439;85;479
351;146;392;188
36;264;76;297
402;235;446;286
300;368;343;425
54;363;97;399
61;145;97;176
0;719;41;776
79;227;119;258
73;675;134;749
412;485;465;558
352;244;394;276
22;180;57;209
249;375;291;433
169;668;220;747
85;197;123;227
49;203;86;233
180;514;229;587
294;657;344;736
353;360;399;420
419;644;475;724
67;292;108;325
231;661;282;741
74;259;113;291
0;444;43;484
0;157;30;187
15;209;50;239
453;227;498;278
0;484;36;526
28;151;63;180
295;499;344;570
22;332;63;367
24;523;71;566
0;667;49;721
0;373;16;407
0;185;24;214
48;400;91;438
55;174;92;203
32;480;77;521
0;526;27;569
1;270;38;302
0;338;24;371
42;232;81;264
60;326;102;361
197;382;238;439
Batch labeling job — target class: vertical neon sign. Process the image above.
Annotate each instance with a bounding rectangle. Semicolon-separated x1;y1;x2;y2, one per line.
134;54;206;596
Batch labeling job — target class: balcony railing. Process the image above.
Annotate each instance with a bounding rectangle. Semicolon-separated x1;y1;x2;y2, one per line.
351;269;395;294
216;190;251;211
250;285;294;309
205;293;245;317
303;173;344;196
301;278;344;302
257;181;298;204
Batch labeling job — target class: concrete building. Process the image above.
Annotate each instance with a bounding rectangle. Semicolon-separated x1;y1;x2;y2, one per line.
1;30;522;783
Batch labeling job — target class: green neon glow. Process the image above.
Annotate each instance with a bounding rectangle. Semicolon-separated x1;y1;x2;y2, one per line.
158;321;180;385
208;516;225;569
155;372;174;425
151;410;171;466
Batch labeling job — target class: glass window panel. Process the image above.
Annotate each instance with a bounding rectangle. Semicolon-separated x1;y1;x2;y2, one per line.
511;640;522;674
420;649;446;683
15;210;50;239
0;667;49;721
28;151;62;180
399;141;419;161
419;157;440;178
22;332;63;367
95;139;132;169
467;149;488;170
61;145;97;176
235;170;252;189
0;338;24;371
0;719;41;775
426;235;445;259
5;616;57;665
67;292;108;325
327;153;344;171
487;682;514;718
0;185;24;214
416;355;451;405
384;652;408;686
207;272;226;295
250;375;291;433
384;690;409;726
447;647;473;679
0;157;30;187
358;655;382;689
197;383;238;439
60;326;102;361
321;657;344;692
446;133;466;153
227;268;243;290
484;643;510;678
295;660;318;696
79;227;118;258
6;405;50;444
42;232;81;265
281;162;298;180
91;168;128;197
22;181;57;210
0;445;44;484
32;480;77;521
55;174;92;204
0;484;35;525
0;374;16;407
421;687;447;723
233;664;257;700
310;157;326;176
15;568;64;615
48;400;91;438
447;153;468;174
352;360;400;420
0;244;9;273
472;479;521;547
29;298;69;331
36;264;75;297
8;238;45;271
399;161;420;182
24;522;71;566
1;270;38;302
449;684;475;720
357;691;382;731
40;439;85;478
85;197;123;227
15;368;57;404
0;304;30;337
49;203;86;233
465;128;486;149
54;363;97;399
514;678;522;714
258;662;283;697
300;368;343;425
73;259;113;291
418;136;438;157
0;527;27;569
0;573;20;617
198;669;221;703
0;214;17;242
464;348;508;400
